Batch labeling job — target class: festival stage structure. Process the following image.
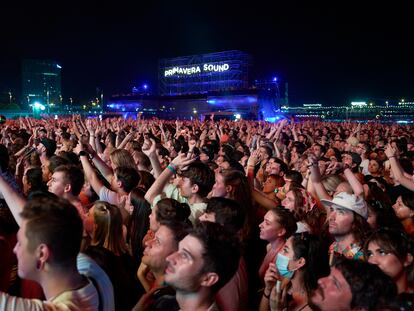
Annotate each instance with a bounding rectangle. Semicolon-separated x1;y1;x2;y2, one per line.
107;50;283;120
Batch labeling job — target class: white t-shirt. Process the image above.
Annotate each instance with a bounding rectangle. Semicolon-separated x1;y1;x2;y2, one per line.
152;184;207;224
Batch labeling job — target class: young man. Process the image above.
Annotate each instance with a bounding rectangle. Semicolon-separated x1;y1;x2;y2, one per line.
310;258;397;311
0;196;99;310
145;154;215;223
47;164;86;219
165;221;240;311
321;192;369;263
134;221;190;311
138;221;190;291
199;197;248;311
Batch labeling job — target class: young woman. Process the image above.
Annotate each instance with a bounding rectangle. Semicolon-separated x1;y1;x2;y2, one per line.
260;233;330;311
258;208;297;280
281;187;325;235
125;188;151;265
364;228;414;294
392;194;414;235
84;201;140;311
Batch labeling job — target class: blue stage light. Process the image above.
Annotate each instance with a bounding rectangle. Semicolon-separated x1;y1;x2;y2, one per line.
273;77;278;82
143;84;148;90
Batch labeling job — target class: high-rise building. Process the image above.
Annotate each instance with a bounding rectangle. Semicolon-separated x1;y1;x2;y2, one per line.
22;59;62;110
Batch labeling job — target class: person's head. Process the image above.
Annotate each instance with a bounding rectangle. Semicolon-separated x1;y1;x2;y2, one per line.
137;170;155;192
41;155;69;182
364;229;413;287
392;194;414;221
47;165;84;197
259;145;273;161
368;158;382;175
110;149;137;171
113;167;140;193
23;167;47;195
284;170;303;188
177;162;215;199
321;175;344;197
127;188;151;263
165;221;240;295
38;138;57;158
282;187;322;233
310;258;397;311
259;208;297;243
366;197;402;230
142;221;190;273
313;143;326;159
265;157;288;177
263;174;284;194
150;198;191;232
199;197;246;235
14;196;83;280
133;152;151;170
88;201;128;255
200;145;214;163
211;169;249;201
277;233;330;295
105;132;116;147
322;192;369;243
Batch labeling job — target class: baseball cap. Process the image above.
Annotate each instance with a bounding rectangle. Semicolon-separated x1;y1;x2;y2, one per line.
321;192;368;219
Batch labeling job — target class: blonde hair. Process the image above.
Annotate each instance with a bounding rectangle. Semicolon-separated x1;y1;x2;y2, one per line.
321;174;344;194
92;201;128;255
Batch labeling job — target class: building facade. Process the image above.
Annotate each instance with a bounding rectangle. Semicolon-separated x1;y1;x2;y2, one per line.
22;59;62;110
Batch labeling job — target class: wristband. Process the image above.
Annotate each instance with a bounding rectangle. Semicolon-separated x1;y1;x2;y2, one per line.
263;291;270;299
388;156;395;159
78;151;88;157
167;165;177;174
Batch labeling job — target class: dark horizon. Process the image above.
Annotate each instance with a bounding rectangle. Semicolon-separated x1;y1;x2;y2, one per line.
1;1;414;106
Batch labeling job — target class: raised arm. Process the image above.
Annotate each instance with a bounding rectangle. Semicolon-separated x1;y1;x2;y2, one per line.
144;153;195;204
386;144;414;191
308;154;332;201
0;174;26;226
142;138;162;178
75;143;104;195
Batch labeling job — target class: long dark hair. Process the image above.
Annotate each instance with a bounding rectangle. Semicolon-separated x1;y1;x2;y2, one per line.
291;233;330;295
127;188;151;264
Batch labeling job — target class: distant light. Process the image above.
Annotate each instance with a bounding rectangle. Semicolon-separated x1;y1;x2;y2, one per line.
193;110;197;114
54;115;58;120
143;84;148;90
33;101;45;111
234;114;241;120
273;77;278;82
56;64;62;69
351;101;367;107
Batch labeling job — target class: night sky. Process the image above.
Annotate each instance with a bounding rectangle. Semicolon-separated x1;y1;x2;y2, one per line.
1;1;414;105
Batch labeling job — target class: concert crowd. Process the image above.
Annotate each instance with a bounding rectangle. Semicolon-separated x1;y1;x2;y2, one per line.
0;115;413;310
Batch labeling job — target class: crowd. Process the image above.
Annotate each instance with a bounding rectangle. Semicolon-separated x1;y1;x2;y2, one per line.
0;115;413;311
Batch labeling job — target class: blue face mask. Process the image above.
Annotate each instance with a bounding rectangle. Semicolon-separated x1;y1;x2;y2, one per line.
276;253;294;279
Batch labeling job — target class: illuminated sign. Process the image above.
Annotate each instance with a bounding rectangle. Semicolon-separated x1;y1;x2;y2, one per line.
351;101;367;107
164;63;230;77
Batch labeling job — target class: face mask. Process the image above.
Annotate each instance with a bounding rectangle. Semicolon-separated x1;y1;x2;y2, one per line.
276;253;294;279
